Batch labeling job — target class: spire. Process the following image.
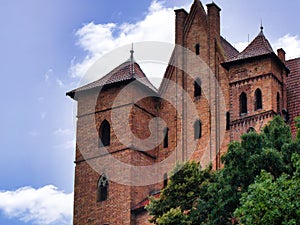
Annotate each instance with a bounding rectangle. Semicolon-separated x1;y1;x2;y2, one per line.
260;19;264;35
223;24;274;66
130;43;135;75
130;43;134;62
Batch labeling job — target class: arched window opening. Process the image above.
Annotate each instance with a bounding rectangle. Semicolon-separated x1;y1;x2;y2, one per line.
239;92;247;115
247;127;256;133
163;127;169;148
163;173;168;188
226;112;230;130
195;43;200;55
277;92;280;113
99;120;110;147
254;89;262;110
282;109;290;123
194;78;201;98
194;120;202;139
97;174;108;202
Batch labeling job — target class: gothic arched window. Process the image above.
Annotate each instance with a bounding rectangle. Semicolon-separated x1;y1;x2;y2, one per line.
239;92;247;115
195;43;200;55
99;120;110;147
247;127;256;133
163;173;168;188
97;174;108;202
254;88;262;110
194;78;201;98
194;119;202;139
226;112;230;130
163;127;169;148
277;92;280;113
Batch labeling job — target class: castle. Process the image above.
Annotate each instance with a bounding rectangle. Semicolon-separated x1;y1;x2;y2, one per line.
67;0;300;224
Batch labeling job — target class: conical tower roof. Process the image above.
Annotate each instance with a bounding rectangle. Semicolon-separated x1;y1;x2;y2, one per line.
67;59;157;99
226;28;274;63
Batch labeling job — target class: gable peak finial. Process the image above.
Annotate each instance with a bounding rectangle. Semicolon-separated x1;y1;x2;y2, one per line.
260;19;264;32
130;43;135;75
130;43;134;62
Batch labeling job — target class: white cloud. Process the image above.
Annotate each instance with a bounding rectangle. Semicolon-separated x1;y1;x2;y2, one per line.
41;112;47;120
54;138;76;150
273;34;300;59
234;41;248;52
53;128;73;136
69;0;180;78
233;34;300;60
70;0;300;84
44;69;53;82
0;185;73;225
56;79;64;87
38;97;45;102
29;130;40;137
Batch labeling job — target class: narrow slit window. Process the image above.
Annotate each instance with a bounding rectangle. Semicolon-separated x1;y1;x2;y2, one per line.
194;119;202;139
254;89;262;110
277;92;280;113
99;120;110;147
163;127;169;148
226;112;230;130
194;78;201;98
163;173;168;188
239;92;247;115
97;174;108;202
195;43;200;55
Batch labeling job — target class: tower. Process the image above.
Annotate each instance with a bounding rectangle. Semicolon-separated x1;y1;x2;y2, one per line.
67;56;160;224
222;27;290;140
67;0;300;224
159;0;234;169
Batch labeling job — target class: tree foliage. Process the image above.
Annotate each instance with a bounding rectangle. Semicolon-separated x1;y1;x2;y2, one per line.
147;116;300;224
146;161;212;224
234;154;300;225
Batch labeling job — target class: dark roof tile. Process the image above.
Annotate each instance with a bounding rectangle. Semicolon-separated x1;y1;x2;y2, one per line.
67;60;157;99
286;57;300;136
220;36;239;59
131;192;160;212
226;30;274;63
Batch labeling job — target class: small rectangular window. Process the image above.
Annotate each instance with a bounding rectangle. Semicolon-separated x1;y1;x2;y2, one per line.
195;43;200;55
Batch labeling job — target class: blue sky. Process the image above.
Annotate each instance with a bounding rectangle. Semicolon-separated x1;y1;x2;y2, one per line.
0;0;299;224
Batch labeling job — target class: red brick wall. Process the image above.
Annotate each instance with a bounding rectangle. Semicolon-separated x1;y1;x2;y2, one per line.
71;1;299;224
74;81;159;225
287;58;300;137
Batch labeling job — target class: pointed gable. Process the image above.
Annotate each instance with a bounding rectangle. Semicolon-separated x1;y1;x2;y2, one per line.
67;60;157;99
226;30;274;63
184;0;208;35
222;29;289;73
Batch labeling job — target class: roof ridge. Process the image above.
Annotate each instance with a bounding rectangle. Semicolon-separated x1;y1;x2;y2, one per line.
225;30;274;63
287;56;300;62
67;60;157;99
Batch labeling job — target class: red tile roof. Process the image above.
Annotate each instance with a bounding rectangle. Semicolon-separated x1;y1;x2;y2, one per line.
226;30;274;63
131;192;160;212
66;60;157;99
286;57;300;136
220;36;239;59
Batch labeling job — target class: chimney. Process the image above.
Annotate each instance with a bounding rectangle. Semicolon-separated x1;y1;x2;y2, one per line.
206;2;221;39
277;48;286;63
174;9;188;46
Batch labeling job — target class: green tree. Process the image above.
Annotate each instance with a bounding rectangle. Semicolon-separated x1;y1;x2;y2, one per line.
147;116;300;224
234;154;300;225
156;207;190;225
193;117;290;224
146;161;212;224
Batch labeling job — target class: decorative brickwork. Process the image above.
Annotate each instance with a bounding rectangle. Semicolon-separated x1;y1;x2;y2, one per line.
67;0;300;224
